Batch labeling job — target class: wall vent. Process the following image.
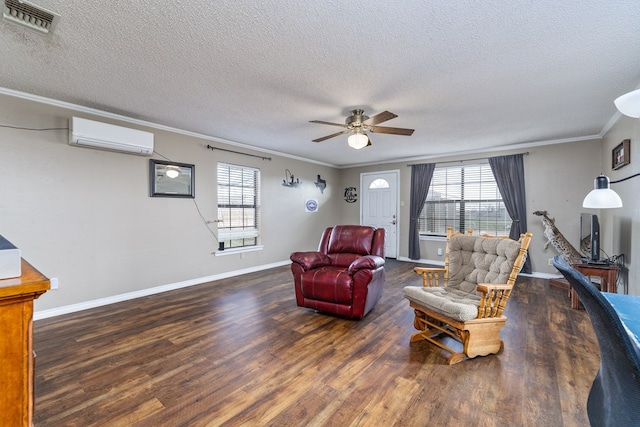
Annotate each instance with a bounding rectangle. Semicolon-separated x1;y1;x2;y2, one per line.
3;0;59;34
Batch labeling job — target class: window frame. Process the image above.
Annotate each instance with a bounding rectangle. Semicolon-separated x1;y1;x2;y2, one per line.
418;163;509;237
216;162;261;252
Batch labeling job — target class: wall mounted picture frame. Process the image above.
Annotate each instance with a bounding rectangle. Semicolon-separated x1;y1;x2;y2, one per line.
150;159;195;198
612;139;631;170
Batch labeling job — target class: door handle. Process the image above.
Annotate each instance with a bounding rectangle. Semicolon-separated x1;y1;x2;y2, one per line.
391;220;396;225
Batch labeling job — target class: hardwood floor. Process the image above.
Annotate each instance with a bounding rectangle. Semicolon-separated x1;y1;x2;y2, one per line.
33;260;599;426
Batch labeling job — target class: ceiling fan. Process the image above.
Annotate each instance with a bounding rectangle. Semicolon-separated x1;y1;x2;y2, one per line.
310;109;415;149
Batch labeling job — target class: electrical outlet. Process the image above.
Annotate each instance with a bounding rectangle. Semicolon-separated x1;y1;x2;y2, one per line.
50;277;59;289
548;258;554;266
437;248;443;256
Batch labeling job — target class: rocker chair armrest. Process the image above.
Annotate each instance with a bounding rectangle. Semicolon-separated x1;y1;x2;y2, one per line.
414;267;447;274
414;267;447;287
476;283;514;318
290;251;331;271
476;283;513;293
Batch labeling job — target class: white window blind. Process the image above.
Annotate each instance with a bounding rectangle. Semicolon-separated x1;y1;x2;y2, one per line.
419;164;509;236
217;163;260;249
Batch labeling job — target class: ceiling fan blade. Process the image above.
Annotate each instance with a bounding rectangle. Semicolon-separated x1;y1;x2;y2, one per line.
369;125;414;136
363;111;397;126
312;129;351;142
309;120;348;128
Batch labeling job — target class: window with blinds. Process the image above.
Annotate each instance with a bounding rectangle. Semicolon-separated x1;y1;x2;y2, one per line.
217;163;260;249
418;163;509;236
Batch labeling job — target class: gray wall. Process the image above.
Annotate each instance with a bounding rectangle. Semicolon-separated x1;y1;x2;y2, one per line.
3;90;636;319
339;140;602;275
1;93;341;314
600;115;640;294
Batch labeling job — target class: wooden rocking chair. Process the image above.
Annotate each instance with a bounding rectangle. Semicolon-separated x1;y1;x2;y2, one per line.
403;227;532;365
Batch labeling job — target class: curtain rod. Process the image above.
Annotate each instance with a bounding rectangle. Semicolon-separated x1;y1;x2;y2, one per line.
206;144;272;161
407;151;529;167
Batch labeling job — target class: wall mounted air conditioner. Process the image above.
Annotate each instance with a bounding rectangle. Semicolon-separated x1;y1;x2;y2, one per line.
69;117;154;156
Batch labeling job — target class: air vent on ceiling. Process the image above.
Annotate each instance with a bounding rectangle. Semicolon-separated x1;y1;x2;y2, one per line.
3;0;59;34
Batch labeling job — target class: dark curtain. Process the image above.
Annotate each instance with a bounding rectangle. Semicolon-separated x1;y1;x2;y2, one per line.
488;154;531;273
409;163;435;260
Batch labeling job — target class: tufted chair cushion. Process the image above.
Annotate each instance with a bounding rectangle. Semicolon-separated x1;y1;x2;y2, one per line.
447;235;522;294
403;286;481;321
403;234;523;322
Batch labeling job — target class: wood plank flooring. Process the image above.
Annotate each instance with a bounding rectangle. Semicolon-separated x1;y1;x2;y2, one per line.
33;260;599;426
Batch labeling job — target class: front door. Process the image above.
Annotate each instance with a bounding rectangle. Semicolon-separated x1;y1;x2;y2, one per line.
361;170;399;258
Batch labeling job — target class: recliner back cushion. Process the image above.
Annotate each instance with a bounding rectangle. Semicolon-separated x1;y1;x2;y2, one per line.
327;226;374;256
328;253;362;268
447;235;522;294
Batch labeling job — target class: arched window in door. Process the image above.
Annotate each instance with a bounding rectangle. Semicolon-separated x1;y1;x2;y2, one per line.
369;178;390;189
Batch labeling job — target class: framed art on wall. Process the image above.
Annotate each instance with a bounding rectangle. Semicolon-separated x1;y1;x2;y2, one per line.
612;139;631;170
150;159;195;198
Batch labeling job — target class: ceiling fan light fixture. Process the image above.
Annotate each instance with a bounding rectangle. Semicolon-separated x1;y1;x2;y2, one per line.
614;88;640;118
310;109;413;146
347;132;369;149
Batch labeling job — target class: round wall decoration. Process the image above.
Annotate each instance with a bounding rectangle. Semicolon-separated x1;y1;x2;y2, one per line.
344;187;357;203
305;199;318;212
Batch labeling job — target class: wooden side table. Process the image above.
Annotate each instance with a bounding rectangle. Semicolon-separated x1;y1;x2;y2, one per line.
570;263;619;309
0;259;50;426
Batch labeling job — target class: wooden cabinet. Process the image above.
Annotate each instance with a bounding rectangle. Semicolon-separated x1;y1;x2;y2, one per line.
0;259;49;426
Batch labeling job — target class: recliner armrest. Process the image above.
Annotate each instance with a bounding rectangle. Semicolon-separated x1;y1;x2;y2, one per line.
290;251;331;271
348;255;385;274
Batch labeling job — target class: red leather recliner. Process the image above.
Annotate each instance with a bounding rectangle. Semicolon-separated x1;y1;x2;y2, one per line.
290;225;386;319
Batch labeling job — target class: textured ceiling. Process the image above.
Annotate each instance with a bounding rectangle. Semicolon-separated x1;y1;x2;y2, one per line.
1;0;640;167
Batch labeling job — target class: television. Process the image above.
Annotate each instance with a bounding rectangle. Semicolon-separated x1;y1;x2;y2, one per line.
580;213;600;263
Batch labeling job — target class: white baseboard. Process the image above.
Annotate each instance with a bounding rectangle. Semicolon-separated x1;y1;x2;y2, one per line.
34;260;291;320
520;272;563;279
397;256;445;266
